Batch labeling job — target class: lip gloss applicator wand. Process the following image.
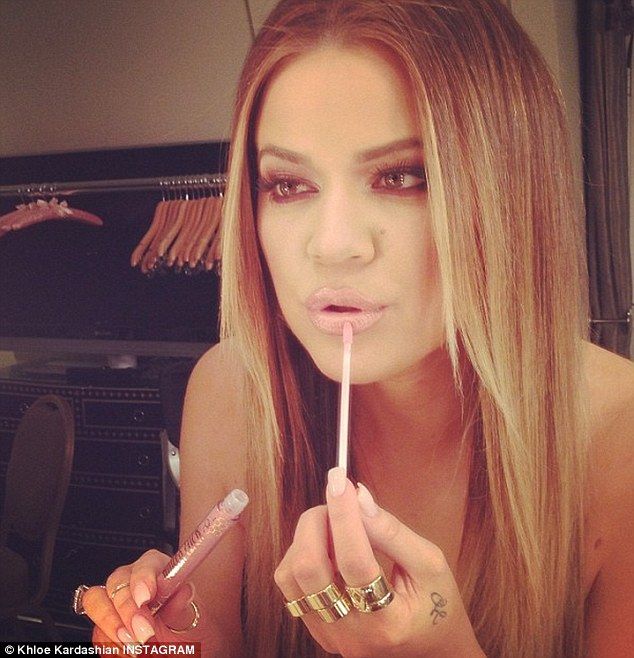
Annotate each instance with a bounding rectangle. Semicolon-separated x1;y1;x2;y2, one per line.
337;321;353;475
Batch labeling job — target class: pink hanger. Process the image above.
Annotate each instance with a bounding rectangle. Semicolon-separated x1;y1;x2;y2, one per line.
0;197;103;237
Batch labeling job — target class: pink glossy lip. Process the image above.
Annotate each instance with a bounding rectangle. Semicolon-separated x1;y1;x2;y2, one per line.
306;287;386;335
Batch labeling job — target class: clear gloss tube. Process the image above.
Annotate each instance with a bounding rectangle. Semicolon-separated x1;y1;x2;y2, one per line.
149;488;249;613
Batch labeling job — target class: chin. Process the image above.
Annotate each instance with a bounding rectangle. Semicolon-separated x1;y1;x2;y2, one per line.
303;335;446;388
300;339;402;385
285;315;444;386
314;360;377;385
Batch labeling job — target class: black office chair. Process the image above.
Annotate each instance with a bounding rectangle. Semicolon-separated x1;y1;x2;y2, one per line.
0;394;75;640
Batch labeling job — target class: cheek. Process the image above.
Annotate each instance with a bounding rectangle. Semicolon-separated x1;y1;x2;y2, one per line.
388;223;443;339
257;212;277;271
257;217;297;298
423;245;441;289
384;219;439;289
257;222;273;274
415;244;442;318
415;220;439;286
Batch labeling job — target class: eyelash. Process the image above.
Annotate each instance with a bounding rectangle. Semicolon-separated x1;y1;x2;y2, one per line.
256;174;312;204
257;160;427;203
370;160;427;193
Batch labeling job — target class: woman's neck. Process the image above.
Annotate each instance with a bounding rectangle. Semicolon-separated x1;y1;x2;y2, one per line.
351;346;476;475
349;346;476;573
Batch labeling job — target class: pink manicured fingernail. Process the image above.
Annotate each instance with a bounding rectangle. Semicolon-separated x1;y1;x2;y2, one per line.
357;482;379;517
131;614;155;644
117;628;134;644
328;467;347;497
132;582;151;607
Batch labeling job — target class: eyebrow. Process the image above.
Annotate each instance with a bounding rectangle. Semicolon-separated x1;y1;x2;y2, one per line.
258;145;307;166
356;137;423;163
258;137;423;167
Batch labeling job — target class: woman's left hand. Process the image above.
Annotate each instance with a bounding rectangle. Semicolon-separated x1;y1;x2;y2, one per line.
274;467;486;658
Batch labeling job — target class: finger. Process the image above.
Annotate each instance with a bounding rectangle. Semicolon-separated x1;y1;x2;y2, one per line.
125;550;173;644
105;551;169;644
82;585;132;646
326;467;381;587
106;567;153;643
356;482;448;577
274;508;343;648
274;506;334;602
128;549;171;607
292;505;337;597
92;625;120;647
274;505;334;601
153;582;196;630
105;582;153;645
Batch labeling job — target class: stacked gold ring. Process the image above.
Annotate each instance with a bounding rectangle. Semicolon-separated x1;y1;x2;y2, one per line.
305;582;351;623
345;574;394;613
285;595;311;618
285;582;351;623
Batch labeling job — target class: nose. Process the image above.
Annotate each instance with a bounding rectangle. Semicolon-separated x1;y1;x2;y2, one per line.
306;190;376;265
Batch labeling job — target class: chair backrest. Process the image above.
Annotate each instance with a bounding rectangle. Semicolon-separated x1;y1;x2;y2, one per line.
159;359;196;449
0;394;75;603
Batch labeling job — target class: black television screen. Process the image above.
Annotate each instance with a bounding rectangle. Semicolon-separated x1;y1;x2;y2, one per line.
0;144;227;357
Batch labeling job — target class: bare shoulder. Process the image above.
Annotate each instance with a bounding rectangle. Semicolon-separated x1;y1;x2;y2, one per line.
583;340;634;422
179;340;248;513
175;341;249;651
582;340;634;467
581;341;634;656
191;337;247;388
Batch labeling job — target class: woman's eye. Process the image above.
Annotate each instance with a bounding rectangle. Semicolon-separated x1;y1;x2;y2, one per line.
373;168;427;192
257;176;314;202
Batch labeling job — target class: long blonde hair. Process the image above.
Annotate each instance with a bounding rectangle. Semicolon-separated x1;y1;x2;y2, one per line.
220;1;589;656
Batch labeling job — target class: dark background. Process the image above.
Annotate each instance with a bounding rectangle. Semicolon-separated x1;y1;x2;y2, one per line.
0;142;229;353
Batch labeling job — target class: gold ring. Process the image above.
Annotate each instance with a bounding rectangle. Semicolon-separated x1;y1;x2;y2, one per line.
285;596;311;618
305;582;345;610
72;584;105;615
314;595;351;623
345;574;394;613
108;582;130;600
165;600;201;634
304;582;351;623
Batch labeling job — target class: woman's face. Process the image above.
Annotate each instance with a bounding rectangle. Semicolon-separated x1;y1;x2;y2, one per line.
255;45;444;384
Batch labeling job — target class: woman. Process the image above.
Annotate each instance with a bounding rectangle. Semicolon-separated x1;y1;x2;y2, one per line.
80;0;634;656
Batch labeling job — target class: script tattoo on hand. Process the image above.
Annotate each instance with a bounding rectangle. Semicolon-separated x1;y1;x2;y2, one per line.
430;592;448;625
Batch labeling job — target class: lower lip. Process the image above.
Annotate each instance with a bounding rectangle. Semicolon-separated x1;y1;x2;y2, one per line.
308;308;386;335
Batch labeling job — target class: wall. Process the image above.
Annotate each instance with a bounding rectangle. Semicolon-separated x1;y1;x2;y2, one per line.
0;0;580;159
510;0;583;184
0;0;255;155
630;55;633;358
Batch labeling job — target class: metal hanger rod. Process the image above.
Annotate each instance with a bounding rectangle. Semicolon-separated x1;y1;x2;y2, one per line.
0;173;226;198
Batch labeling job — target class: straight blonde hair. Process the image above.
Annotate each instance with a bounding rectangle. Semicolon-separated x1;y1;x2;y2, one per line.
220;1;589;656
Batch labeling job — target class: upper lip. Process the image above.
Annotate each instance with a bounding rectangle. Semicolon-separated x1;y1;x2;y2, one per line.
306;287;384;312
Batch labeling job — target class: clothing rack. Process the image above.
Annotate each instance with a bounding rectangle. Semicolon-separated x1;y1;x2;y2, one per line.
0;173;226;198
1;173;630;325
590;304;633;326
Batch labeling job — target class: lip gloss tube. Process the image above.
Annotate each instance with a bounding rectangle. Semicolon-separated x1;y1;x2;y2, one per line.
149;488;249;613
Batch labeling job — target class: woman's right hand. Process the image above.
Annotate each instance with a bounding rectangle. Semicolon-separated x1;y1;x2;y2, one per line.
81;549;219;648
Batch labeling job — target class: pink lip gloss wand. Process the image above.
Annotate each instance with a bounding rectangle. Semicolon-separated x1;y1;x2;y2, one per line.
337;321;353;475
149;488;249;614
